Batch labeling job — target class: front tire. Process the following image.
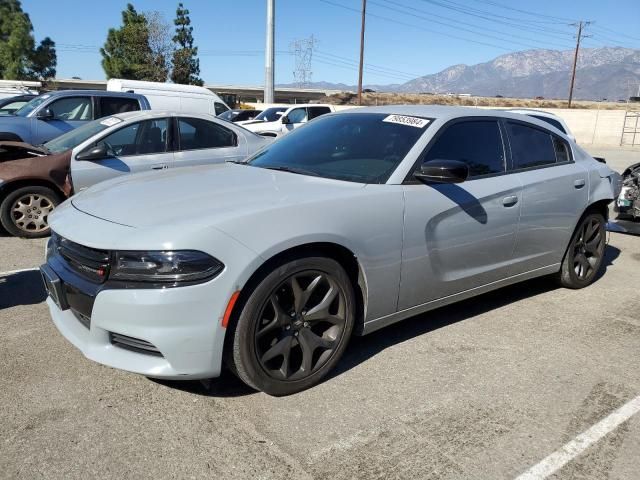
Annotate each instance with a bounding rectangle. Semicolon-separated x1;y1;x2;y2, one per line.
229;256;355;396
0;186;60;238
556;212;606;289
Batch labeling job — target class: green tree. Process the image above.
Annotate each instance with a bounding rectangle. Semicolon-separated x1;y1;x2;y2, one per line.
29;37;57;80
101;4;166;81
171;3;203;86
0;0;57;80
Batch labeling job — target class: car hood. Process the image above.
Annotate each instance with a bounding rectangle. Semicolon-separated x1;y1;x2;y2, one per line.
0;141;48;163
0;115;28;130
241;120;279;131
71;163;365;229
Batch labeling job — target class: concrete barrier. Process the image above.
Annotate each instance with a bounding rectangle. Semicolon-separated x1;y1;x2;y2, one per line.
535;108;627;147
245;102;631;147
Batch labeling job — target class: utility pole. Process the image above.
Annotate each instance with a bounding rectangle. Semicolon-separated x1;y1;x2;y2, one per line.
568;20;590;108
264;0;275;104
357;0;367;105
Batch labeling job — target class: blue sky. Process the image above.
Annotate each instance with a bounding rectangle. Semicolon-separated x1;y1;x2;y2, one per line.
22;0;640;86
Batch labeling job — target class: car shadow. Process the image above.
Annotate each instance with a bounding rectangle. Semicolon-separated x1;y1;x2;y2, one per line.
152;245;620;397
332;244;621;382
150;369;257;397
0;270;47;309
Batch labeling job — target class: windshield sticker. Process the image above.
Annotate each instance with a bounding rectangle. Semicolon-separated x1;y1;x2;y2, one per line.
100;117;122;127
383;115;430;128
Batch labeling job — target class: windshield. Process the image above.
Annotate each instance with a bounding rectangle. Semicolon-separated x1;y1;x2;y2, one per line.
248;113;431;183
14;95;48;117
44;117;113;153
253;107;286;122
218;110;235;121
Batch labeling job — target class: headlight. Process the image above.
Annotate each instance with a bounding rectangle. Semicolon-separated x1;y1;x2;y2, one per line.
111;250;223;283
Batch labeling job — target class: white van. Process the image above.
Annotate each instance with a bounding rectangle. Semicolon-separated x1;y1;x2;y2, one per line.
106;79;230;117
0;79;40;100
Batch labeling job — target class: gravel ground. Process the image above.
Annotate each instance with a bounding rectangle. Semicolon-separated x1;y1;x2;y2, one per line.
0;146;639;480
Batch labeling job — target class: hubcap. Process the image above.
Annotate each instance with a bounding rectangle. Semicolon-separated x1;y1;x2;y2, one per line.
572;217;603;281
254;271;347;381
11;194;54;233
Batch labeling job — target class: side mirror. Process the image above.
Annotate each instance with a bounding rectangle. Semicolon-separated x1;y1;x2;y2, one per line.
414;159;469;184
76;144;109;161
36;108;54;121
281;115;290;125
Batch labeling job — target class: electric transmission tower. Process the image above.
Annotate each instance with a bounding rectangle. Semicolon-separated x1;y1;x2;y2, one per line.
290;35;317;88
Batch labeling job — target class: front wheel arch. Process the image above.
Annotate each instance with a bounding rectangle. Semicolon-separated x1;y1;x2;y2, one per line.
223;243;367;368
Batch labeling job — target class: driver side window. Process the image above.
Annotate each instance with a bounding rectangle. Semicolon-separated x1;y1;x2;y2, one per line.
97;119;169;157
423;120;505;177
47;97;93;121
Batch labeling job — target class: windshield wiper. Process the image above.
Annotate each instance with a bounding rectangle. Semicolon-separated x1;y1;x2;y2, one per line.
262;165;322;177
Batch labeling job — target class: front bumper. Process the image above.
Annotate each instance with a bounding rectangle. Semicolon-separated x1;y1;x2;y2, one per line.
44;255;235;380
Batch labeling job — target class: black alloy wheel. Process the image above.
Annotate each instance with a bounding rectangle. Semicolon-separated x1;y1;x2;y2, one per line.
229;256;355;396
255;271;347;381
557;212;606;288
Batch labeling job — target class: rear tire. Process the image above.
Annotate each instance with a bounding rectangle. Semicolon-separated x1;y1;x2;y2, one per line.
556;212;606;289
0;186;60;238
228;256;355;396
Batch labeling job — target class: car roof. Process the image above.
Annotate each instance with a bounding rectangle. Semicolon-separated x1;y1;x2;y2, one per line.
503;108;563;119
40;90;146;99
333;105;570;138
108;110;220;122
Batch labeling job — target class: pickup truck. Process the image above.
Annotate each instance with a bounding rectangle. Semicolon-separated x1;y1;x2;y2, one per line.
238;104;335;137
0;90;150;144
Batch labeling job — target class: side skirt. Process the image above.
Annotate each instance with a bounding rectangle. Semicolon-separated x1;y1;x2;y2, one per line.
361;264;560;335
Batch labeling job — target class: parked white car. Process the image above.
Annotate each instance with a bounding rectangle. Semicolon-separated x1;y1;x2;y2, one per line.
107;78;230;117
504;109;576;142
240;104;335;137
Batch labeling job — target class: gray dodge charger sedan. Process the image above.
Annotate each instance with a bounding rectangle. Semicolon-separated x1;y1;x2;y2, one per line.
42;106;618;395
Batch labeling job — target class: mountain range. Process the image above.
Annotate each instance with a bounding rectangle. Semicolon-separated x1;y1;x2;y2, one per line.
279;47;640;100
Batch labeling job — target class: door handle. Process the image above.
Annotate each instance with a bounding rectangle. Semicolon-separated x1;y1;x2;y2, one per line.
151;165;168;170
502;195;518;207
574;179;586;189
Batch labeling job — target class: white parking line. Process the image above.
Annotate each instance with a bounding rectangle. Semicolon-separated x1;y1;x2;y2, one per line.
0;267;39;277
516;395;640;480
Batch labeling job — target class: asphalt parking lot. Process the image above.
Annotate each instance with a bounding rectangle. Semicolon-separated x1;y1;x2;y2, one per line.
1;146;639;479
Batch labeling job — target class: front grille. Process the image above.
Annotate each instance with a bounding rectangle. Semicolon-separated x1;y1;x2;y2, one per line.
72;310;91;329
109;332;163;357
53;234;110;283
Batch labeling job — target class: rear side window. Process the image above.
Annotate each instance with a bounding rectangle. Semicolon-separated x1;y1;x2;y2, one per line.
308;106;331;120
423;120;505;177
553;137;571;163
507;122;557;169
214;102;229;116
100;97;140;116
530;115;566;133
178;117;237;150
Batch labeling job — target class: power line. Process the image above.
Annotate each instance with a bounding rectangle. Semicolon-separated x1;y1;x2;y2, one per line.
414;0;575;38
467;0;577;23
590;25;640;42
316;50;420;78
318;0;515;51
373;0;574;50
